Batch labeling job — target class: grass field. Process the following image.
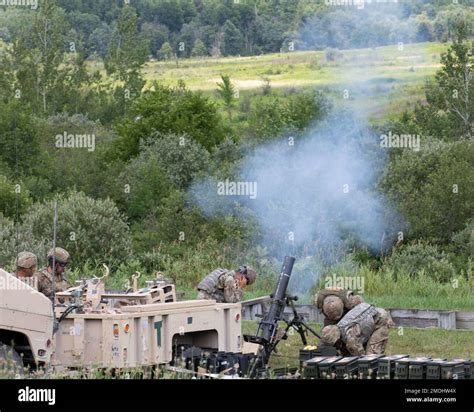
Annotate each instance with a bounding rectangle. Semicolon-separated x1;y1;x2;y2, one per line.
84;42;449;122
133;42;448;122
241;321;474;370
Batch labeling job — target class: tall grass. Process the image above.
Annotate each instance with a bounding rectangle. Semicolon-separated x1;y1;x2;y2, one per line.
362;264;473;310
67;243;473;310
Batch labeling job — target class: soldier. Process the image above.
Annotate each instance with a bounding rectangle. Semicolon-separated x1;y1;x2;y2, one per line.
314;287;364;325
320;302;394;356
196;266;257;303
15;252;37;279
15;252;38;289
34;247;72;301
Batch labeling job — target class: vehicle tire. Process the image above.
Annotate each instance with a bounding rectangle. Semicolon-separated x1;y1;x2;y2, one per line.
0;343;24;376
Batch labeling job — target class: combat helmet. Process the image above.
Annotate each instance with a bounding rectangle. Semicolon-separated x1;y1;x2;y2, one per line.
16;251;37;269
322;295;344;321
47;247;70;265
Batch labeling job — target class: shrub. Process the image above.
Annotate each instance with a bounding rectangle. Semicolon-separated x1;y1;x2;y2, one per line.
0;175;32;220
114;82;228;159
386;241;456;282
0;213;43;269
115;147;174;221
381;139;474;243
247;91;330;140
325;47;343;62
19;191;132;268
140;133;210;188
34;114;117;199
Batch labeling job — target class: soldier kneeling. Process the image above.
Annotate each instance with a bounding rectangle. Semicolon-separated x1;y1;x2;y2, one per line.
320;302;394;356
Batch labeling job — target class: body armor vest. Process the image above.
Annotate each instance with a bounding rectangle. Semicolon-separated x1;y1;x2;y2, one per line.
337;302;377;343
197;268;230;299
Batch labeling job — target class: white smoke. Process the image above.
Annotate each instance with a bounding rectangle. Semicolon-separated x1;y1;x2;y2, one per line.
190;113;398;294
190;5;417;294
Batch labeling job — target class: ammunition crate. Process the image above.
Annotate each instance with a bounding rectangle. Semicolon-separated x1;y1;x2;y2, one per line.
395;357;431;379
299;347;338;369
357;355;383;379
377;355;409;379
453;359;472;379
299;349;318;368
395;358;410;379
426;358;448;379
318;356;343;379
441;361;465;379
302;356;328;379
334;356;359;379
409;357;432;379
464;361;472;379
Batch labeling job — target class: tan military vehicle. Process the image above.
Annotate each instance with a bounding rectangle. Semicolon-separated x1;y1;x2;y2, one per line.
0;267;242;373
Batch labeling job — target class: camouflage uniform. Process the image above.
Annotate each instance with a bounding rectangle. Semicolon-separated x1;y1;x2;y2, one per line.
366;308;393;355
335;303;393;356
35;268;72;300
34;247;72;301
196;268;243;303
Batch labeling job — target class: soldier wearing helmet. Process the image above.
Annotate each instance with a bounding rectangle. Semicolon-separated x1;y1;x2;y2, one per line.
15;251;37;278
15;252;38;288
197;266;257;303
320;303;394;356
34;247;72;301
314;287;364;325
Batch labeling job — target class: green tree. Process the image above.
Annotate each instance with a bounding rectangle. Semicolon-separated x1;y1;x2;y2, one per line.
451;218;474;262
222;19;243;56
33;113;116;199
115;149;173;221
0;175;32;220
425;23;473;138
216;74;236;120
142;22;170;58
10;0;69;115
381;139;474;243
191;39;208;57
155;0;184;32
104;5;149;109
158;41;173;60
0;1;99;116
0;100;38;176
114;82;228;159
